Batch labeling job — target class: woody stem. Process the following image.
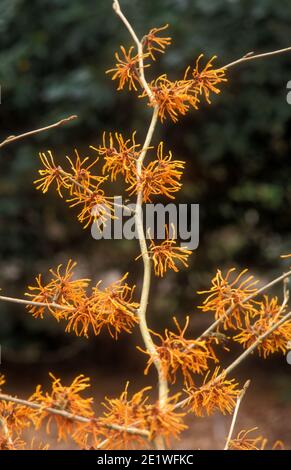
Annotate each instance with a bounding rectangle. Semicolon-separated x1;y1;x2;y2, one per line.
112;0;168;441
0;393;150;438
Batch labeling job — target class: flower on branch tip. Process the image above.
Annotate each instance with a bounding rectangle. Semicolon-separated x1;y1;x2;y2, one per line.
184;367;240;416
190;54;227;104
142;75;199;122
106;46;148;91
92;131;140;182
142;24;172;61
127;142;185;202
198;268;259;329
66;273;139;339
138;316;215;386
29;373;94;442
234;296;291;357
34;151;67;197
228;428;267;450
25;260;89;319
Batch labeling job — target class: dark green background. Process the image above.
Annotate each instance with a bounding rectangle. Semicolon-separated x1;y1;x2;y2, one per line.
0;0;291;364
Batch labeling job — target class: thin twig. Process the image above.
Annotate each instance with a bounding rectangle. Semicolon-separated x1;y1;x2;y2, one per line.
0;393;150;438
224;380;250;450
222;46;291;70
176;306;291;409
0;294;72;312
199;269;291;340
220;311;291;382
0;115;78;149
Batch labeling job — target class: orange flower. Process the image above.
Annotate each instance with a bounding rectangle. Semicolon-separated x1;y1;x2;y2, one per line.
106;46;147;91
234;296;291;357
65;296;99;338
67;179;114;229
139;225;191;277
185;368;240;416
25;260;89;319
142;24;171;60
127;142;185;202
92;131;140;182
141;394;187;447
34;151;67;197
0;402;33;437
66;274;139;339
190;54;227;103
138;317;214;386
99;383;151;450
91;273;139;339
0;435;26;450
143;75;198;122
99;384;186;449
30;373;94;441
228;428;267;450
198;268;259;329
64;149;100;195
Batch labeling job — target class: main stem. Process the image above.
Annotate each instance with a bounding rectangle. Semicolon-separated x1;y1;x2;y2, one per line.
135;107;168;407
113;0;168;409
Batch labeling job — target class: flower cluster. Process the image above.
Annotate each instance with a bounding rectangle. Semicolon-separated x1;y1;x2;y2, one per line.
107;25;171;91
66;274;139;339
98;384;186;449
0;376;47;450
106;20;226;123
234;296;291;357
30;374;94;442
127;142;185;202
184;368;240;416
139;317;216;386
26;262;139;339
198;268;259;329
143;75;199;122
138;225;191;277
34;149;113;229
25;260;89;319
92;131;140;182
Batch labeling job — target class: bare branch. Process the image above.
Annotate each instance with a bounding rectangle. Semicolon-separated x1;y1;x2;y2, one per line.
224;380;250;450
0;393;150;438
222;46;291;70
0;115;78;149
0;294;72;312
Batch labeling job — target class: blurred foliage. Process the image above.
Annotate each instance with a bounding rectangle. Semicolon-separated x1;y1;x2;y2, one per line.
0;0;291;358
